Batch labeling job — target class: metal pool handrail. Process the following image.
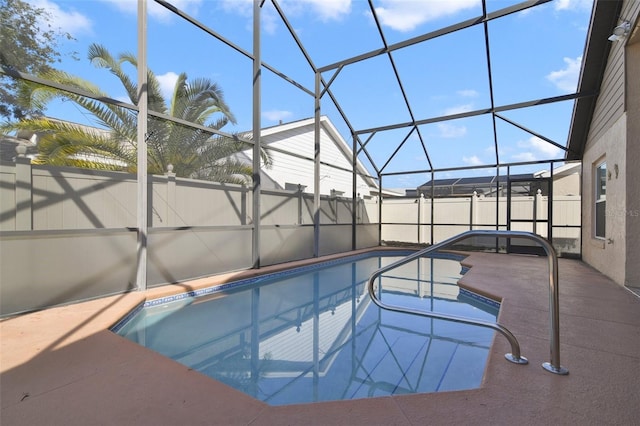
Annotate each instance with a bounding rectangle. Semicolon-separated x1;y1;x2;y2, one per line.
367;230;569;375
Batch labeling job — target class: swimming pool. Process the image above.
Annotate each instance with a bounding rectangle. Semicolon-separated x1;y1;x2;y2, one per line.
113;252;500;406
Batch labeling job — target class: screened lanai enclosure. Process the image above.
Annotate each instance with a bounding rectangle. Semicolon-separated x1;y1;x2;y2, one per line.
0;0;593;316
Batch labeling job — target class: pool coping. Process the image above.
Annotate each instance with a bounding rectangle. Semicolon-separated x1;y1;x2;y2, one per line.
111;248;499;333
2;249;639;425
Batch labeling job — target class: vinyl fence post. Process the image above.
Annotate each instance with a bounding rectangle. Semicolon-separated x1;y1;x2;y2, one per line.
535;188;544;235
297;184;303;225
165;166;176;227
241;184;248;226
417;194;422;244
471;191;478;230
15;155;32;231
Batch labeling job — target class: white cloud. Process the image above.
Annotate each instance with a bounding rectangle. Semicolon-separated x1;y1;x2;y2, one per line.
218;0;281;34
546;56;582;93
518;0;591;16
221;0;350;23
295;0;351;21
374;0;479;32
554;0;593;12
260;11;280;35
156;72;179;100
530;137;562;156
443;103;474;115
512;152;537;162
513;136;562;162
99;0;135;15
220;0;253;16
219;0;252;16
100;0;202;23
30;0;93;36
437;122;466;138
263;110;293;122
463;155;483;166
457;89;478;98
518;136;561;156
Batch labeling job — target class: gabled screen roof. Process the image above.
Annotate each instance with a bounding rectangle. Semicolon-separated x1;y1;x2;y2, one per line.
247;0;598;188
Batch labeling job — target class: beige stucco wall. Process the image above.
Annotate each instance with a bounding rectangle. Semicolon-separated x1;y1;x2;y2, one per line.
581;0;639;288
582;114;627;285
553;173;581;196
625;40;640;287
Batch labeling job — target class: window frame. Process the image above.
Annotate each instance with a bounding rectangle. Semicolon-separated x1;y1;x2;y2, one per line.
594;160;606;239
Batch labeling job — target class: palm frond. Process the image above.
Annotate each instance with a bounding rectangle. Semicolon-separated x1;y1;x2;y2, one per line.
12;118;135;170
184;77;236;125
11;43;258;182
169;73;189;119
194;157;254;184
146;69;167;114
88;43;138;104
19;69;105;112
118;52;138;67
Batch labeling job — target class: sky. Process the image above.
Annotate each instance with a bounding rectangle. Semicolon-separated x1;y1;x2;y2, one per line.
24;0;594;189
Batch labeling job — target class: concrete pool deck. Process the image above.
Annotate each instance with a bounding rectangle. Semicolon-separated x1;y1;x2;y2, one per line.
1;250;639;425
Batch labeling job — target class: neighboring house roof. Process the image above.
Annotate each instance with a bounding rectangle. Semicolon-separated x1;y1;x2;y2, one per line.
3;116;383;196
534;162;581;178
378;188;405;197
239;116;381;197
566;0;623;160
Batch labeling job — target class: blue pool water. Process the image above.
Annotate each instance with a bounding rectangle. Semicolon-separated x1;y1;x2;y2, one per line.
113;252;499;406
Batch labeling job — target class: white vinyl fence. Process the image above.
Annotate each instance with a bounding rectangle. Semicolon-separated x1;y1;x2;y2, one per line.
0;160;580;316
0;161;376;315
378;194;581;255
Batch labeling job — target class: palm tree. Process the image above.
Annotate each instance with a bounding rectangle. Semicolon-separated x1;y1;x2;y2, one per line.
4;43;269;184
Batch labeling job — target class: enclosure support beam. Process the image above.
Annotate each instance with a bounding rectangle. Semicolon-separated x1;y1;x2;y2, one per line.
251;0;262;268
313;72;321;257
135;0;148;291
377;174;383;246
430;170;435;245
352;132;357;250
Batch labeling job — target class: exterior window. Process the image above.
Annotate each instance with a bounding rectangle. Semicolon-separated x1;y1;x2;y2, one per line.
595;161;606;238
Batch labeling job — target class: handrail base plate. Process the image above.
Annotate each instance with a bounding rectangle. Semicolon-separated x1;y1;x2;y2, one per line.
542;362;569;375
505;353;529;365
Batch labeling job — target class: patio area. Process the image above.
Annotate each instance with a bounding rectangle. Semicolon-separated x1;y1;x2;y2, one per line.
1;250;639;425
